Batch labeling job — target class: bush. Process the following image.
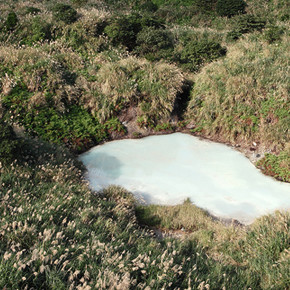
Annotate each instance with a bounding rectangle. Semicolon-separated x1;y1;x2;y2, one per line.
26;6;41;15
104;13;164;50
216;0;246;17
0;119;19;164
133;0;158;12
233;15;266;33
263;26;284;43
52;4;78;24
70;0;88;6
177;39;226;71
23;17;52;45
5;11;18;31
227;15;266;40
135;27;173;59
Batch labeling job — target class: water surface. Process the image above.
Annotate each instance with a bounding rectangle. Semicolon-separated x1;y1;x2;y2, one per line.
80;133;290;224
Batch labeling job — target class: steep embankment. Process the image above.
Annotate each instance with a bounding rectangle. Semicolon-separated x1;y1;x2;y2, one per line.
185;34;289;181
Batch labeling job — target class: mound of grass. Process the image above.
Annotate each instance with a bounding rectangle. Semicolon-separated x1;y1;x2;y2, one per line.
85;56;185;126
0;43;186;147
186;34;289;150
137;200;290;289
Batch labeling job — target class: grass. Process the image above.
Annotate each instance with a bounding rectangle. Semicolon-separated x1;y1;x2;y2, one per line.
136;199;290;289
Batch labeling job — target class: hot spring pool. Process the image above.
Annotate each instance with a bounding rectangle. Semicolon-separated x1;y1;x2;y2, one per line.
80;133;290;224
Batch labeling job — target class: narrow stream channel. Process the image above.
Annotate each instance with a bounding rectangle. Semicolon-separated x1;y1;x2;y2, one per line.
80;133;290;224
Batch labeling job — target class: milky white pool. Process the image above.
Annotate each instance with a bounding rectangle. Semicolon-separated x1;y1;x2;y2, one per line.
80;133;290;224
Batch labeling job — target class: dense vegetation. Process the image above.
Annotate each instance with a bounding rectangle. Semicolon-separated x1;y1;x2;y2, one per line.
0;0;289;288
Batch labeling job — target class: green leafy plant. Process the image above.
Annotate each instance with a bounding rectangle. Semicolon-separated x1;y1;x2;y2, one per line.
216;0;246;17
263;26;284;43
135;27;173;59
154;122;174;132
132;131;142;138
23;17;52;45
227;15;266;40
26;6;41;15
177;39;226;71
104;13;164;50
256;151;290;182
52;4;78;24
5;11;18;31
0;119;20;164
105;118;127;134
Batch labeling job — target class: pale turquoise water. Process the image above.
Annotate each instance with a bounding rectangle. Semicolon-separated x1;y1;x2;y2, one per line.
80;133;290;224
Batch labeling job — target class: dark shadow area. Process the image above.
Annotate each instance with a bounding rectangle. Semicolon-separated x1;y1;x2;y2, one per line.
135;206;162;227
171;79;193;120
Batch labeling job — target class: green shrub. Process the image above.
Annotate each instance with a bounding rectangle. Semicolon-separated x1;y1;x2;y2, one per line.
263;26;284;43
5;11;18;31
23;17;52;45
70;0;88;7
11;103;107;152
227;15;266;40
52;4;78;24
135;27;173;59
104;13;164;50
233;15;266;33
25;6;41;15
0;119;19;164
177;39;226;71
154;122;174;132
216;0;246;17
226;29;242;41
133;0;158;12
